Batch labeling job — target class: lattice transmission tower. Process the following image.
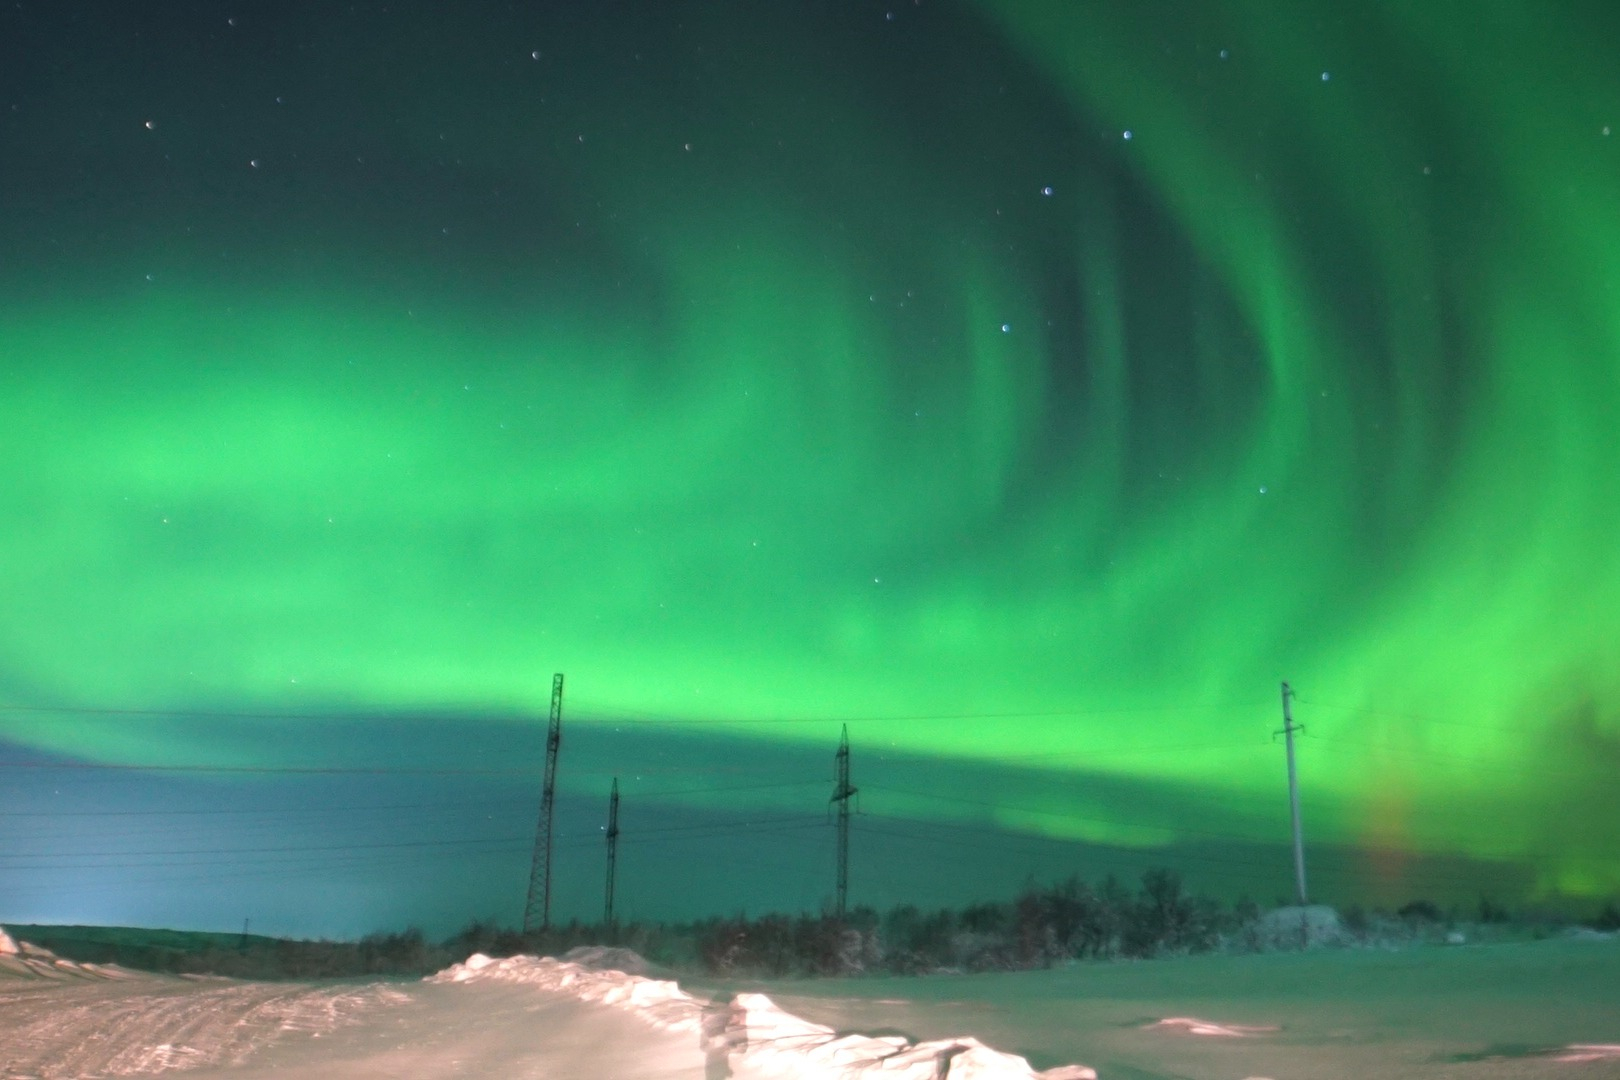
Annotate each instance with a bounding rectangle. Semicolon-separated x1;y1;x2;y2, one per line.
830;724;858;919
523;672;565;934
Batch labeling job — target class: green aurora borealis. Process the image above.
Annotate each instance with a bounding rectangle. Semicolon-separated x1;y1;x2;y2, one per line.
2;0;1618;927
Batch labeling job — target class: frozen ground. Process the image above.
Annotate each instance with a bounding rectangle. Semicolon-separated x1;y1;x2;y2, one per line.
733;933;1620;1080
0;933;1088;1079
2;925;1617;1079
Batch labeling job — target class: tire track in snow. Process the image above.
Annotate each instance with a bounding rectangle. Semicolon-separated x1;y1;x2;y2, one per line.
0;976;404;1077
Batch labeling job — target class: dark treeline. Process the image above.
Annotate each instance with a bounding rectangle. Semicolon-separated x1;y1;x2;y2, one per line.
12;920;629;981
688;869;1236;978
15;869;1615;981
7;870;1248;979
12;924;453;980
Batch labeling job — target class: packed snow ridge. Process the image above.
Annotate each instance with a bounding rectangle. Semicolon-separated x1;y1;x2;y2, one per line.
0;924;134;982
432;946;1097;1079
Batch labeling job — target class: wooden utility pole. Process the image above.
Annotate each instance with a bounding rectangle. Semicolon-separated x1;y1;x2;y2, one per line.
604;777;620;931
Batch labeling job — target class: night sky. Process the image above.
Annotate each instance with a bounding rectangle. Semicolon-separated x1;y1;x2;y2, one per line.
2;1;1618;938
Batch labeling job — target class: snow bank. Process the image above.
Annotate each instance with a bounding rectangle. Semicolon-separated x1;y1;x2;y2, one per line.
0;928;134;982
430;952;1095;1079
1146;1017;1279;1037
429;953;702;1034
560;943;653;975
715;990;1095;1078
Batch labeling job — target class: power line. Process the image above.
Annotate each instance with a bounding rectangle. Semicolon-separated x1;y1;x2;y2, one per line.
624;779;826;798
993;738;1271;765
846;819;1288;888
0;760;539;776
1303;732;1598;780
0;819;838;873
0;847;531;893
0;820;833;876
572;700;1266;726
0;687;1565;925
0;797;529;819
570;813;828;843
0;834;532;863
2;806;831;854
864;784;1287;846
1293;695;1544;736
850;813;1529;893
0;779;823;818
0;821;1533;916
2;699;1267;727
0;704;446;721
847;822;1524;901
2;812;520;846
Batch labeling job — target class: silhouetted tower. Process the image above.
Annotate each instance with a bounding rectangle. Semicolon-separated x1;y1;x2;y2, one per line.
604;777;620;930
1279;681;1308;905
830;724;858;919
523;672;565;934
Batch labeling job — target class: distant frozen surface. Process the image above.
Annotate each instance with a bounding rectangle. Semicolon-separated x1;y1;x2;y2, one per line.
742;933;1620;1080
1;930;1617;1078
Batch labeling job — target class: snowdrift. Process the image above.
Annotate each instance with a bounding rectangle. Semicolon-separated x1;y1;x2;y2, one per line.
430;948;1095;1079
0;925;135;982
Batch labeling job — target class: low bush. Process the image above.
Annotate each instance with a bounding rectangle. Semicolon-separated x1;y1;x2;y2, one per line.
1397;899;1444;922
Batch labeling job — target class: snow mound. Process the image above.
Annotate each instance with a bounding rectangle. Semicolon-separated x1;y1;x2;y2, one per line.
431;953;1095;1078
430;953;702;1033
717;990;1095;1079
560;943;652;975
0;929;136;982
1555;1045;1620;1063
1146;1017;1279;1037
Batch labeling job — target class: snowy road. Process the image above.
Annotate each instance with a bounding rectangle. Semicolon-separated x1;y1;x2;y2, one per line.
1;975;403;1078
203;978;706;1080
0;973;704;1079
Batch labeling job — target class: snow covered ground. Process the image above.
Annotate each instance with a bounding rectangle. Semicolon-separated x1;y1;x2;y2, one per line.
2;926;1617;1079
0;933;1090;1079
739;933;1620;1080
